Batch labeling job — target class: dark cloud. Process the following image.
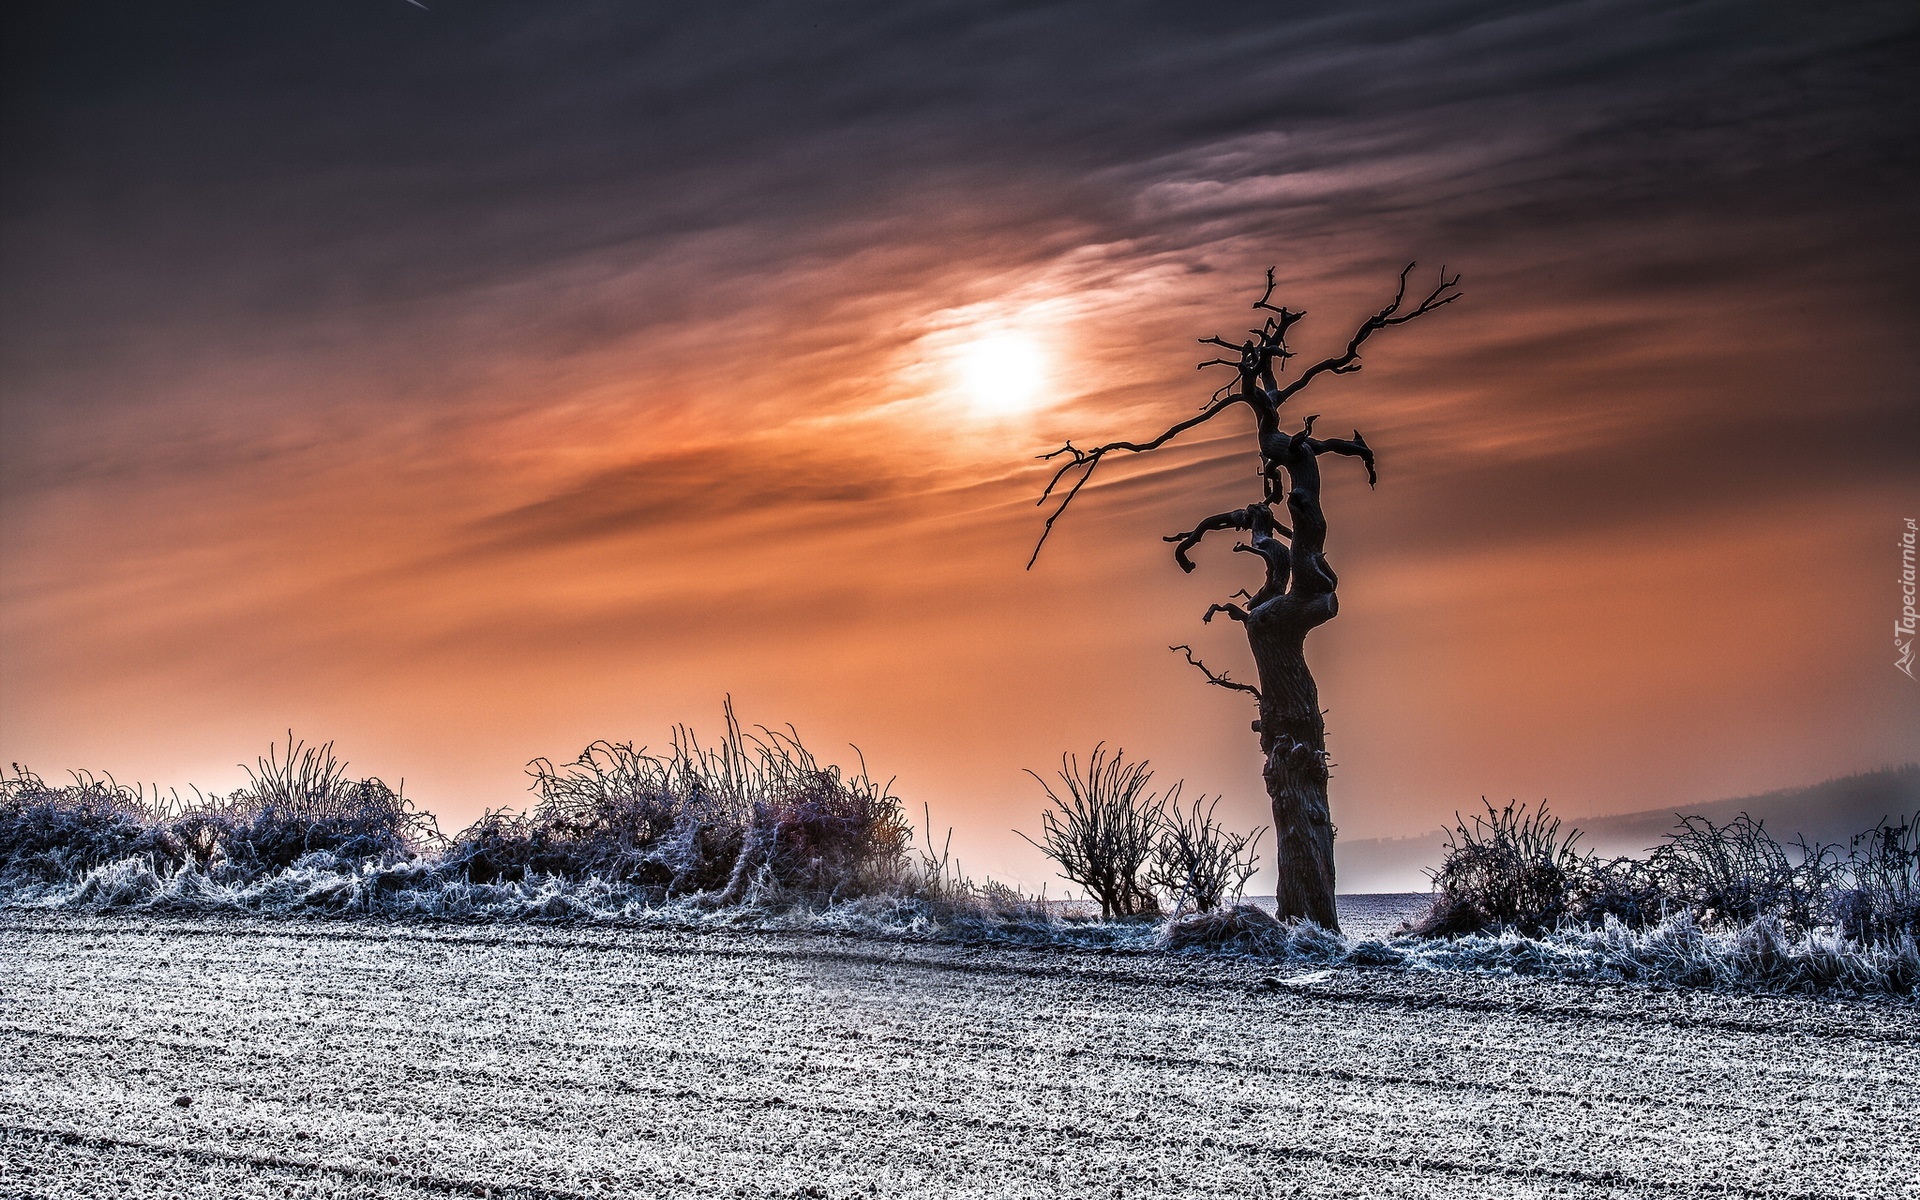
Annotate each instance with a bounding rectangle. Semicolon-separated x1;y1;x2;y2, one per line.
466;444;908;554
6;0;1912;393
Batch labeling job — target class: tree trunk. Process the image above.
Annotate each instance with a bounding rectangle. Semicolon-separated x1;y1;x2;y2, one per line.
1029;265;1461;934
1249;612;1339;930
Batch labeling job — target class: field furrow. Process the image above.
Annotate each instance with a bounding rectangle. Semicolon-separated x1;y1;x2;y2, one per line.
3;915;1913;1200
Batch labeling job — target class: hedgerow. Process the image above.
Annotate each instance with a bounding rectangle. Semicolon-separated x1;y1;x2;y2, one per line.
7;730;1916;996
1409;798;1920;951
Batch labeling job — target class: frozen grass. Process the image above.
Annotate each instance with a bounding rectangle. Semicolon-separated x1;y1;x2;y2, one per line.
1;737;433;885
7;855;1913;997
443;705;914;903
5;712;935;910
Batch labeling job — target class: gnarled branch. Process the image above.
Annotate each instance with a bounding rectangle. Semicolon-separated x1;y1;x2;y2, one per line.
1029;265;1458;569
1028;395;1248;567
1164;506;1292;574
1273;262;1460;406
1171;644;1260;699
1308;431;1376;487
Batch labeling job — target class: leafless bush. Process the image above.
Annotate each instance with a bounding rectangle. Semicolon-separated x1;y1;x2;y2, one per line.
715;723;913;903
448;703;911;903
1019;745;1164;919
1414;800;1917;948
1648;813;1831;934
210;735;435;871
1146;787;1264;915
486;736;741;890
1831;813;1919;943
1411;800;1585;937
1567;853;1667;928
0;767;162;882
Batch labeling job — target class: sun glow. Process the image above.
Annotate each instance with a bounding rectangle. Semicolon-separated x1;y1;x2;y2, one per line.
956;332;1049;416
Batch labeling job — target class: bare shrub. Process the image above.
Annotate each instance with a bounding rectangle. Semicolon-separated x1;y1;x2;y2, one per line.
445;704;911;903
438;808;572;885
765;731;913;899
1411;802;1917;952
1648;813;1831;934
1146;788;1264;915
1019;745;1164;919
496;737;737;889
1831;813;1920;943
207;736;435;874
0;767;162;882
677;715;912;905
1411;799;1584;937
1567;853;1667;928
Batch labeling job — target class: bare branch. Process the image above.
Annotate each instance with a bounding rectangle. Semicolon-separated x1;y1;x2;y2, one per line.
1233;536;1291;601
1028;396;1247;568
1235;502;1295;606
1030;265;1456;569
1171;509;1292;556
1274;262;1462;406
1202;603;1248;624
1379;263;1462;327
1251;268;1304;328
1310;431;1376;487
1170;645;1261;699
1163;507;1272;573
1254;266;1281;311
1027;455;1101;569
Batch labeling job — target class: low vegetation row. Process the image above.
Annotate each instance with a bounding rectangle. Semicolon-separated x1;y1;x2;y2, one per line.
3;716;1915;995
1;713;968;913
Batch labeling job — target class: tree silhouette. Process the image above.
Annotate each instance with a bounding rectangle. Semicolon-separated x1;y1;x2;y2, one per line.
1029;264;1461;928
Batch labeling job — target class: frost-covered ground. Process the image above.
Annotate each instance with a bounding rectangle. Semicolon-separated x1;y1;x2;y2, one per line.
1042;892;1426;935
3;908;1914;1200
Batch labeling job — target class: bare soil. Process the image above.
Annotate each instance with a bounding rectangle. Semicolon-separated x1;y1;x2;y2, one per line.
2;910;1913;1199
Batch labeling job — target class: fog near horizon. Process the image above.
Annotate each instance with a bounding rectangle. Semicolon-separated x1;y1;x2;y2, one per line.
3;0;1916;891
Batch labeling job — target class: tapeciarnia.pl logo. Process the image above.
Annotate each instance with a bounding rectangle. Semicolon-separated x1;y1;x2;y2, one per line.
1899;517;1917;680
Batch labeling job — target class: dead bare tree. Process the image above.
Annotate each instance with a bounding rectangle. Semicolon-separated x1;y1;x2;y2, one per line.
1029;264;1461;929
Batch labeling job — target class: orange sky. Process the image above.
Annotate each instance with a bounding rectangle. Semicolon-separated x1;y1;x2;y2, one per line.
3;2;1916;891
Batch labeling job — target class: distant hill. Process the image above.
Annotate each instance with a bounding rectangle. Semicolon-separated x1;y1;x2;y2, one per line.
1572;764;1920;857
1336;764;1920;894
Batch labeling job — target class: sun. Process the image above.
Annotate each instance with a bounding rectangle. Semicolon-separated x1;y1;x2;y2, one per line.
956;332;1048;416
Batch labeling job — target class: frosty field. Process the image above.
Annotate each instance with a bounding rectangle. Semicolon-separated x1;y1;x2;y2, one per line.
2;910;1915;1200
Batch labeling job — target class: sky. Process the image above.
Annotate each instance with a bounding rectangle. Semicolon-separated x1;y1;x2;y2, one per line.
3;0;1916;891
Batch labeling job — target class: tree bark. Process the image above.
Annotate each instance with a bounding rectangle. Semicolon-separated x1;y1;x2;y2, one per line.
1249;614;1339;929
